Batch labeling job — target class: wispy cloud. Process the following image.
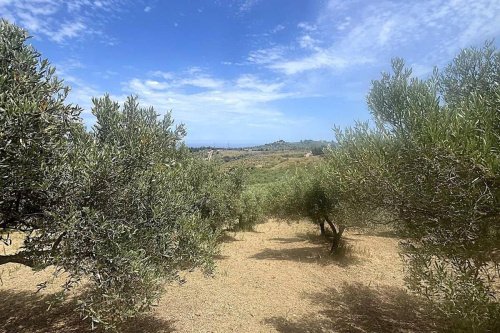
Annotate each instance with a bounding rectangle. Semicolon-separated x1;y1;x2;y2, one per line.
269;52;373;75
103;68;309;142
248;0;500;76
53;59;102;116
238;0;261;13
51;21;87;43
297;22;317;32
247;47;287;65
0;0;125;43
59;62;306;138
123;69;293;118
5;0;497;143
270;24;285;34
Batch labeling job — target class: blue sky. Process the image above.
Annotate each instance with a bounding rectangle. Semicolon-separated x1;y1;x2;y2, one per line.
2;0;499;146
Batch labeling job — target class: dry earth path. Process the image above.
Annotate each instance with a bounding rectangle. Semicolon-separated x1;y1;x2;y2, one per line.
0;220;440;332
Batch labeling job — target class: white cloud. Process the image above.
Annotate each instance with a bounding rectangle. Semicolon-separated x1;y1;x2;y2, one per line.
377;20;395;46
144;80;169;90
144;6;151;13
336;16;351;31
179;76;224;89
235;74;283;93
297;22;317;32
51;21;87;43
298;35;320;50
61;66;299;133
248;0;500;76
270;24;285;34
151;71;175;80
238;0;260;13
0;0;125;43
269;51;373;75
54;59;102;114
117;69;299;133
247;47;286;65
148;68;225;89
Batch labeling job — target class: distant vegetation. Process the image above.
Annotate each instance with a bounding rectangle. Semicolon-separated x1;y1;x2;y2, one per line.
249;139;332;152
189;139;331;154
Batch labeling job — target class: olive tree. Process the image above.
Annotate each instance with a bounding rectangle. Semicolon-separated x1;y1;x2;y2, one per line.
0;19;82;265
59;95;242;328
268;165;346;251
335;42;500;331
0;20;243;329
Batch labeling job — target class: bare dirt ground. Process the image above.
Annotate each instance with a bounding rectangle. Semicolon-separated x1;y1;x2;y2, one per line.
0;220;441;333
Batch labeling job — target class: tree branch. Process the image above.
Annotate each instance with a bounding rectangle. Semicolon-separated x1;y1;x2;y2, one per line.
51;231;66;255
0;252;36;267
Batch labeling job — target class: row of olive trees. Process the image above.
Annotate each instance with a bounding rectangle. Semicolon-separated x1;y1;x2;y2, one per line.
269;43;499;332
0;20;247;330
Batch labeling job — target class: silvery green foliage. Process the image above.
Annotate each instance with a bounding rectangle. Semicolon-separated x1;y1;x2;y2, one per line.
61;95;244;328
333;43;499;331
234;189;266;231
0;20;244;330
267;164;350;251
269;165;337;224
0;19;82;261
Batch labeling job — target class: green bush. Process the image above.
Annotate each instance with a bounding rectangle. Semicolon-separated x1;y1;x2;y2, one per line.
0;20;244;330
268;164;347;251
234;189;266;231
0;20;82;256
326;42;500;331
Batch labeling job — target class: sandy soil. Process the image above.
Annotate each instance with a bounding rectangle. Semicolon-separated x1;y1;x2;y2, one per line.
0;220;440;333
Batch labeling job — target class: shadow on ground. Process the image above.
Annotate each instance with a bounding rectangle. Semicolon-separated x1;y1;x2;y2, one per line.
269;237;306;244
264;282;444;333
217;233;242;243
0;290;175;333
214;254;231;260
251;236;362;267
272;231;362;246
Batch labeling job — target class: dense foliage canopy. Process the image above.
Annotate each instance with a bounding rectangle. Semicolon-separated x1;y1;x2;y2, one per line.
269;43;499;331
0;20;246;329
364;44;500;331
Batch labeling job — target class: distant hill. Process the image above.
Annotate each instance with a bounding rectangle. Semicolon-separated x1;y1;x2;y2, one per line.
249;139;334;152
188;139;335;155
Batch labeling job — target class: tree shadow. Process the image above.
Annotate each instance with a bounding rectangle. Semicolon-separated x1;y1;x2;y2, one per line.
0;289;176;333
254;230;364;267
264;282;445;333
269;237;305;244
217;233;241;243
213;254;230;260
294;231;365;246
250;241;362;267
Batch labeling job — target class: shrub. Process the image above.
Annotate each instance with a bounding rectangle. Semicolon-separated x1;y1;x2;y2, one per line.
0;20;82;260
327;42;500;331
311;146;325;156
234;189;266;231
268;164;347;251
0;20;244;330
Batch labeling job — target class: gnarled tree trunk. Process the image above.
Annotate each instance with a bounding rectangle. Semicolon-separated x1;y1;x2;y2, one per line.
324;215;345;252
319;221;326;236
